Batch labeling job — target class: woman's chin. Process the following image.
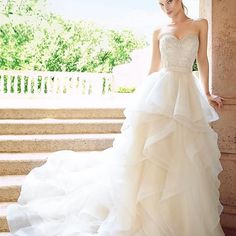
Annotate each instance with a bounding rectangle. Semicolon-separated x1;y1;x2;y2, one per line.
166;12;175;18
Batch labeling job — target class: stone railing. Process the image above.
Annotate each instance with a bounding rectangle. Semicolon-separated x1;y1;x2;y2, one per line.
0;70;114;97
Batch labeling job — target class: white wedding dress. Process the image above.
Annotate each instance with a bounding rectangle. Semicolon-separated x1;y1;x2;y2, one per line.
7;33;225;236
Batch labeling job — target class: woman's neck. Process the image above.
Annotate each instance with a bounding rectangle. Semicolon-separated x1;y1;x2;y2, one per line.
169;13;190;25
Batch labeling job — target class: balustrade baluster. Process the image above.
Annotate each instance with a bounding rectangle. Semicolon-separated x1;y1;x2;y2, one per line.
0;73;3;94
0;70;113;97
7;75;11;94
20;75;25;95
13;75;18;95
41;76;46;95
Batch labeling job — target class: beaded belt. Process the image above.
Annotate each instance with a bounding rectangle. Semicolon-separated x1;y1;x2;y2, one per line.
160;66;192;73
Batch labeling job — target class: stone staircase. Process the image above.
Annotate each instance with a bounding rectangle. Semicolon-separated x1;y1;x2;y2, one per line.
0;103;125;235
0;97;234;236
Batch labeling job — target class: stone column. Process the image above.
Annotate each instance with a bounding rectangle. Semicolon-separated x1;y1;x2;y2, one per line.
200;0;236;234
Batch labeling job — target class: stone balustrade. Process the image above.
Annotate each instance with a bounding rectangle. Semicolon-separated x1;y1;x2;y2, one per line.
0;70;114;97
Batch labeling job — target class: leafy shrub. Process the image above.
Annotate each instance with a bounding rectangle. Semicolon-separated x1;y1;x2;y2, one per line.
116;86;136;93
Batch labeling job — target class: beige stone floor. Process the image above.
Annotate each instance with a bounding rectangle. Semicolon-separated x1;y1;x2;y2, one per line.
0;93;132;108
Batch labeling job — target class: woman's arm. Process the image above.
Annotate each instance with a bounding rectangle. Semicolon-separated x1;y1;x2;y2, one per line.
196;18;224;109
196;18;211;96
147;28;161;76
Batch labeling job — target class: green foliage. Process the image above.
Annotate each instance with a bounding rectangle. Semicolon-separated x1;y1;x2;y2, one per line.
0;23;34;69
0;0;147;73
192;59;198;71
116;86;136;93
0;0;47;16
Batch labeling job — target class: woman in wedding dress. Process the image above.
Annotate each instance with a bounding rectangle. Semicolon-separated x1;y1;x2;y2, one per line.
7;0;226;235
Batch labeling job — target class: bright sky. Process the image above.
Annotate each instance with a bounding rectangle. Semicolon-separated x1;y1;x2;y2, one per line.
48;0;199;42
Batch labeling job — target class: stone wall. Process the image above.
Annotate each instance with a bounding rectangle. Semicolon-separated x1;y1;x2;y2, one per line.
200;0;236;232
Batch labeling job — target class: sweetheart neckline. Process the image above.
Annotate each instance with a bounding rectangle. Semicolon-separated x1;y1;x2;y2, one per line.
159;33;199;42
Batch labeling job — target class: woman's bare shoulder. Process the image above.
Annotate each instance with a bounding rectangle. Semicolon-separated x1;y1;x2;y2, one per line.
193;17;209;28
189;18;208;37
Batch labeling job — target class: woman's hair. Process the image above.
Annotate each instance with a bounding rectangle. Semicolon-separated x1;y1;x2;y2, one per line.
181;2;188;15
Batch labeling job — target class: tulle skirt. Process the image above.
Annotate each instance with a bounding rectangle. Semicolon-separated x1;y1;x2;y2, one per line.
7;68;225;236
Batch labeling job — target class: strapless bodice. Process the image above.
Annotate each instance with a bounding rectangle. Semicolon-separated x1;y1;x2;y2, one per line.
159;33;199;72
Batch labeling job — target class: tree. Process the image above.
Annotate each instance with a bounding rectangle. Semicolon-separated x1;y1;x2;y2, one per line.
0;0;48;16
0;12;147;72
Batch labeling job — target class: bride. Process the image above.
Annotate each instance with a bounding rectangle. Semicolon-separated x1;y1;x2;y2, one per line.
7;0;225;235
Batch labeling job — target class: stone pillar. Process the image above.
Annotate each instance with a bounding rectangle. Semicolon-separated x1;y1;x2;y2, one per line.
200;0;236;234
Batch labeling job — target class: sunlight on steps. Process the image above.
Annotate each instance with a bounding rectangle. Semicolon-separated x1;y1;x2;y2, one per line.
0;103;126;234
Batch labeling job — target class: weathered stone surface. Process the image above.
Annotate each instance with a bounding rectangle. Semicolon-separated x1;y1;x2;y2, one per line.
200;0;236;232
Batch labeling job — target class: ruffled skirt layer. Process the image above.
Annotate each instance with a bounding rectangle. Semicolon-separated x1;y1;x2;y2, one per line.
7;69;225;236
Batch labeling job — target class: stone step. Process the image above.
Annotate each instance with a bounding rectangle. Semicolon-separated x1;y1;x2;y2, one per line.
0;153;46;175
0;118;123;135
0;176;24;202
0;107;125;119
0;202;10;232
0;133;118;153
0;151;93;175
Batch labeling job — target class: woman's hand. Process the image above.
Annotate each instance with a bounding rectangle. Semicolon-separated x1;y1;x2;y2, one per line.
206;93;225;110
